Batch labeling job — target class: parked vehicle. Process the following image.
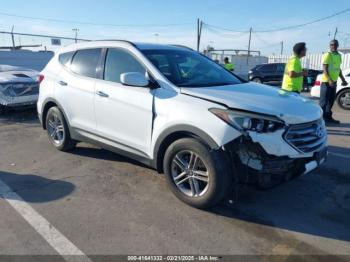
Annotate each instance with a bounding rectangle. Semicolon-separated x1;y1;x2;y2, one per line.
248;63;285;85
38;41;327;208
248;63;321;90
310;69;350;110
0;65;40;114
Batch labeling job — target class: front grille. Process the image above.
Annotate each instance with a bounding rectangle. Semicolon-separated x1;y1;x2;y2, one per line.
0;82;39;97
284;119;327;153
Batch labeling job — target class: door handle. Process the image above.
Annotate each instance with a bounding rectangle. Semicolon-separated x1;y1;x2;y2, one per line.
96;91;109;98
58;80;68;86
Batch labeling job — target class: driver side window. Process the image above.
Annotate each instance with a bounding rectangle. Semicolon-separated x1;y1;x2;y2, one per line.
104;48;146;83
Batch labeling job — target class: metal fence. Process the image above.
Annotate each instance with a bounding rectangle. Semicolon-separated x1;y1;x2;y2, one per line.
208;52;268;78
268;53;350;70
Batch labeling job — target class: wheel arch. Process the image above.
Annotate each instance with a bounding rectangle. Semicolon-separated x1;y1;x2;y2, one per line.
153;125;220;173
41;98;70;130
337;87;350;96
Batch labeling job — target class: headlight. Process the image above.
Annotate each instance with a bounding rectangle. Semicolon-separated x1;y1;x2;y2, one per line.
209;108;285;133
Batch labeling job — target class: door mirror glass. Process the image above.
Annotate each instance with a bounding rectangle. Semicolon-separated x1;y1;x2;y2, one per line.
120;72;149;87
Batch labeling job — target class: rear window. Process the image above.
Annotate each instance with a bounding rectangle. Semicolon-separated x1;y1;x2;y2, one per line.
70;49;102;78
58;52;74;67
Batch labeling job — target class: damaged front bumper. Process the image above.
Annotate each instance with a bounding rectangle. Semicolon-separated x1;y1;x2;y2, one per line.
224;121;328;188
0;82;39;108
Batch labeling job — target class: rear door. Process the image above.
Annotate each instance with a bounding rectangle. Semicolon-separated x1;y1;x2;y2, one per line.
273;63;285;83
94;48;154;157
55;48;102;134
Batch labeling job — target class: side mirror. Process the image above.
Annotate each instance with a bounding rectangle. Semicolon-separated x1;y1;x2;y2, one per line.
120;72;149;87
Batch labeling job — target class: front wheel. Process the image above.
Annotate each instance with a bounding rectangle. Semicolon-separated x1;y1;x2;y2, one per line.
163;138;232;209
337;89;350;110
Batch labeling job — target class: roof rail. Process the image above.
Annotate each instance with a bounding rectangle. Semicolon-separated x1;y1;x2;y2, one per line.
172;45;194;51
92;39;136;47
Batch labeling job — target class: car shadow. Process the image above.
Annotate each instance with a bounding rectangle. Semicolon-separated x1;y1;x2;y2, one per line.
70;146;151;169
209;165;350;242
0;171;75;203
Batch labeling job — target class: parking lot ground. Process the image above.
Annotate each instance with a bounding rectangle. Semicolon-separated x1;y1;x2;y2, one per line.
0;103;350;260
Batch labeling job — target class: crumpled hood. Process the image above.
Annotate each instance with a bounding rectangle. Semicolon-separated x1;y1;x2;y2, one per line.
0;69;38;83
180;83;322;124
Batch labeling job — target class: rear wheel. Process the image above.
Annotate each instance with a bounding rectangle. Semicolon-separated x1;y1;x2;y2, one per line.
163;138;232;209
46;106;76;151
337;89;350;110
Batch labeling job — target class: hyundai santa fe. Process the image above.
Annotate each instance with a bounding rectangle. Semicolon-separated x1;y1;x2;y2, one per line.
38;41;327;208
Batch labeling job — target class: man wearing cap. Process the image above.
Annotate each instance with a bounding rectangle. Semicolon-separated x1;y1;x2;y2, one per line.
320;39;348;124
282;42;308;93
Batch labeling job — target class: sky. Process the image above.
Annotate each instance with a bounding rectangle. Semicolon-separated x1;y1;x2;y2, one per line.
0;0;349;55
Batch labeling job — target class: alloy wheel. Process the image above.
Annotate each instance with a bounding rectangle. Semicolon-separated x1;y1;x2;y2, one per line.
171;150;210;197
340;92;350;109
47;113;65;145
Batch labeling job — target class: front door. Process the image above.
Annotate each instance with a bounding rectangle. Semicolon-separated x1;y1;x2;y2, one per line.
94;48;154;157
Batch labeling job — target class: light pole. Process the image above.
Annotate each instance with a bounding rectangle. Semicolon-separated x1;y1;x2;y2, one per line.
72;28;79;43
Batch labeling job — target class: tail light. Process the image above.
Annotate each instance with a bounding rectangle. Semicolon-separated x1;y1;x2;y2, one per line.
38;74;45;84
314;80;321;86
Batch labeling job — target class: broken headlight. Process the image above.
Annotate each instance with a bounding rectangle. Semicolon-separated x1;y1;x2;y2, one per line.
209;108;285;133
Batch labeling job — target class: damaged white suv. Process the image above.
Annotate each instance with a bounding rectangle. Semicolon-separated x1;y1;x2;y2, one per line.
38;41;327;208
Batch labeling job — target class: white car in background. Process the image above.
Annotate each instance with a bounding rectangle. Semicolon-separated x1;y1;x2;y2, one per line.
310;68;350;110
0;65;40;114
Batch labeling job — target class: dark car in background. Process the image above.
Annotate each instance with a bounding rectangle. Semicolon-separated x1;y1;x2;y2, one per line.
248;63;285;85
248;63;321;91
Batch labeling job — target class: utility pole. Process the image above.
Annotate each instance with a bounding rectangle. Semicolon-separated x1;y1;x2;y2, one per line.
333;27;338;39
72;28;79;43
197;19;202;52
247;27;252;64
280;41;284;55
11;26;15;50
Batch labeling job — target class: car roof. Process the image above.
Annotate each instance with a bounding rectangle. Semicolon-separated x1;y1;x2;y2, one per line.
57;40;193;55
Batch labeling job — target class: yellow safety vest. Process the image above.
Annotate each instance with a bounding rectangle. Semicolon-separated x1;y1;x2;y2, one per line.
322;52;342;82
282;56;303;92
224;63;234;71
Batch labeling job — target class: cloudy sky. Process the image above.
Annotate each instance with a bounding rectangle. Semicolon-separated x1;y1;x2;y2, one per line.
0;0;349;55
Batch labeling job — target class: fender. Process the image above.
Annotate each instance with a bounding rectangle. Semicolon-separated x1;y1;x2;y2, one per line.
40;98;73;134
152;124;220;171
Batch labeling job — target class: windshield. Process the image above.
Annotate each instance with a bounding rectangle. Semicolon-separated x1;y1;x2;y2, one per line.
141;49;242;87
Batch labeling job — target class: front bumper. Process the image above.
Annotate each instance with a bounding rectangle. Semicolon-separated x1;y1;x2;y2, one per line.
224;137;327;187
0;94;38;108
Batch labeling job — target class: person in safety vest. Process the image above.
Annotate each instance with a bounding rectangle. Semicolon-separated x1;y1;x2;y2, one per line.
282;42;308;94
320;39;348;124
224;57;234;71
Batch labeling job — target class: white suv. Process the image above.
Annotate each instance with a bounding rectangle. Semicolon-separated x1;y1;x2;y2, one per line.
38;41;327;208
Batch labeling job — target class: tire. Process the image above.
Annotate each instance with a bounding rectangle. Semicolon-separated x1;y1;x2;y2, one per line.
45;106;76;151
0;105;5;115
163;138;232;209
252;77;262;84
337;89;350;110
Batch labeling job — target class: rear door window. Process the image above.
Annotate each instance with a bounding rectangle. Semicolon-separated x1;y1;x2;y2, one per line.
261;64;277;72
276;64;285;73
70;49;102;78
104;48;145;83
58;51;74;67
